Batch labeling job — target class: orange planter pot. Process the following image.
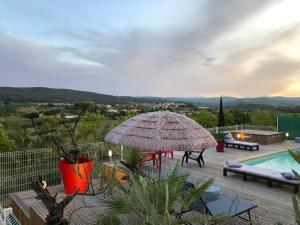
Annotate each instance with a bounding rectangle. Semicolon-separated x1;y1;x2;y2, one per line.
58;157;94;195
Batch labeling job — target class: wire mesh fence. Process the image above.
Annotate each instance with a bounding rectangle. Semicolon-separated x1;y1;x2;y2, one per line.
0;142;117;206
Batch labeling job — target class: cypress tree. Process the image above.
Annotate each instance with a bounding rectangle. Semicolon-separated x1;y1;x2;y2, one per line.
218;96;225;127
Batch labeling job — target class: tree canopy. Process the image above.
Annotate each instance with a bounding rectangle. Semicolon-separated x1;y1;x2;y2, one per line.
0;123;15;152
189;110;218;128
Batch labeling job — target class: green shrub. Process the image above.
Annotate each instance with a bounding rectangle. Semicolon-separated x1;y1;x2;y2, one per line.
0;123;15;152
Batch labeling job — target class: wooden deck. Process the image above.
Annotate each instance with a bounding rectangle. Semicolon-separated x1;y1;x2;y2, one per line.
10;183;108;225
175;140;300;224
10;141;300;225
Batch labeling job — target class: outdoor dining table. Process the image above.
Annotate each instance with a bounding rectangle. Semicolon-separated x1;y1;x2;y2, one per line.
205;196;257;224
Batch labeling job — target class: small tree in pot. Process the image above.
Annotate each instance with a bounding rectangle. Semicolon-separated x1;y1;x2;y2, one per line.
213;132;229;152
27;102;94;194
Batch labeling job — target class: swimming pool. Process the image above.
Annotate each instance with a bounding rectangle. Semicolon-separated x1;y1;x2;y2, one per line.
243;149;300;173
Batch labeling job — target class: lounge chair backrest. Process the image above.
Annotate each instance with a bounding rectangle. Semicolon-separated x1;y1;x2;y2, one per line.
225;132;235;142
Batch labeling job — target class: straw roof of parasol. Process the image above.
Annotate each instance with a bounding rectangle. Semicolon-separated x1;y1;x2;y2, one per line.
105;111;217;152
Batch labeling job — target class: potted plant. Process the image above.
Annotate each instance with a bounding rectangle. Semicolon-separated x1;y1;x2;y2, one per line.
118;147;144;183
213;132;229;152
27;102;94;194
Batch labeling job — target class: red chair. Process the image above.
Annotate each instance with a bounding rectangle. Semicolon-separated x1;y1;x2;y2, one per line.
139;152;159;169
162;149;174;160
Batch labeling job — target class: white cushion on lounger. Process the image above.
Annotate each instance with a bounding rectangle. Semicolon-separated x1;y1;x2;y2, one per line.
224;164;252;173
242;166;276;176
233;141;259;146
225;133;235;143
226;161;242;168
226;139;235;143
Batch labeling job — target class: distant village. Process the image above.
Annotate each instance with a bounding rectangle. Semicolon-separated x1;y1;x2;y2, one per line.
35;102;210;117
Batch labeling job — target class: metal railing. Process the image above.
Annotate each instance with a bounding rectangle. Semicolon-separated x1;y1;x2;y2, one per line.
242;124;276;131
0;206;20;225
207;124;276;133
0;142;116;206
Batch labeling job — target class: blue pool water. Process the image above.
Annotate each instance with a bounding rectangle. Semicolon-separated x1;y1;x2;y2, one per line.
243;149;300;173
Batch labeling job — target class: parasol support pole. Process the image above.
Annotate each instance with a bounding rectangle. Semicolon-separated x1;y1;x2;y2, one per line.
121;145;124;160
158;150;162;180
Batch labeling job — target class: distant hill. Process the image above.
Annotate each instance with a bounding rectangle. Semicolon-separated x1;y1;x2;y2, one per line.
1;87;300;107
164;96;300;106
0;87;166;104
165;97;238;105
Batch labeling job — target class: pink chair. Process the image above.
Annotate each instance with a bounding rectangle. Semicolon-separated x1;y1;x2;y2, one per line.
162;149;174;160
140;152;159;169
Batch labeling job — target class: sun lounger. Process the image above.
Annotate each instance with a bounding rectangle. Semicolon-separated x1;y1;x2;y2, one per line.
205;196;257;224
268;172;300;191
182;182;257;224
225;133;259;151
223;164;300;193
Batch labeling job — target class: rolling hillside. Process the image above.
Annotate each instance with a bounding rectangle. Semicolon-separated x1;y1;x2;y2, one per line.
1;87;300;107
0;87;165;104
165;96;300;106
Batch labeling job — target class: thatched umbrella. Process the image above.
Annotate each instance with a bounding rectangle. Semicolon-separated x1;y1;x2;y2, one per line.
105;111;216;177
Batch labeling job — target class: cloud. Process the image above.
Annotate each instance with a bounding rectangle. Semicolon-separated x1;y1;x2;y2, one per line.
1;0;300;97
0;35;118;93
232;57;300;96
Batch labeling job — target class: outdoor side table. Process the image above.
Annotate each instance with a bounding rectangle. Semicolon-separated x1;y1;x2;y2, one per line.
202;186;220;203
101;162;127;183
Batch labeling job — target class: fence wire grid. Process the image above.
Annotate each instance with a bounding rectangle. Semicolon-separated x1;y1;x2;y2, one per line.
0;142;113;206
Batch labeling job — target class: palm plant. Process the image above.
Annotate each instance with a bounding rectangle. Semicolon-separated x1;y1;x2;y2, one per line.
94;164;226;225
117;148;145;179
122;147;144;169
212;132;229;142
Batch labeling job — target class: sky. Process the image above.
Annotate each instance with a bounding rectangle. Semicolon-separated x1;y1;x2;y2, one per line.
1;0;300;97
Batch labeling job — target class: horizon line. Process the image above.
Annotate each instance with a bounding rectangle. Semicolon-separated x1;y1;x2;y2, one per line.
1;85;300;99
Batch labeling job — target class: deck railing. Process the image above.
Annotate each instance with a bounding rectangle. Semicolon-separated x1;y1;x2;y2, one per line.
207;124;277;133
0;142;115;206
242;124;277;131
0;205;21;225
